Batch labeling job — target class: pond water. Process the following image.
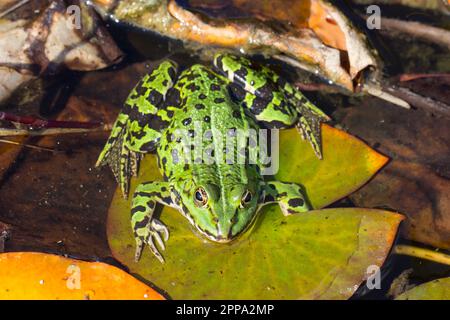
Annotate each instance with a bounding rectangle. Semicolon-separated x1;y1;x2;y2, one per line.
0;1;448;299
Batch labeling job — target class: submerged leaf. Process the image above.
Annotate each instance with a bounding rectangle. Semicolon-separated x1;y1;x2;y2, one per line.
107;126;397;299
396;278;450;300
0;252;164;300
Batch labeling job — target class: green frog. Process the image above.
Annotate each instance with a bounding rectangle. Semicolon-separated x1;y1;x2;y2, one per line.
97;54;329;262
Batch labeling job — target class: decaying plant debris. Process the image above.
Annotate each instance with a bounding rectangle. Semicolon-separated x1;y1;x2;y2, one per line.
92;0;381;93
0;0;122;105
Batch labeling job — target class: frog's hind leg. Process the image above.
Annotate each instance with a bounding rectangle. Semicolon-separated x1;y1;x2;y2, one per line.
214;54;329;159
261;181;311;215
132;181;175;263
214;54;297;129
257;64;330;158
96;61;178;197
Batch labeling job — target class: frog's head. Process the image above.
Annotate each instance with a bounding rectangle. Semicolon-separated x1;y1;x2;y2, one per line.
175;169;262;242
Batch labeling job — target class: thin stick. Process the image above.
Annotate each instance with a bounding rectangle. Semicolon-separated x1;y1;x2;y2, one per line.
0;125;111;137
0;138;57;153
364;84;411;109
0;0;31;19
399;73;450;82
381;17;450;50
0;112;101;129
383;86;450;118
394;245;450;266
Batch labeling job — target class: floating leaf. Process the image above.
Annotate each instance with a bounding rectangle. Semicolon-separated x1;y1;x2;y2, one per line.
277;125;388;209
0;252;164;300
107;125;398;299
396;278;450;300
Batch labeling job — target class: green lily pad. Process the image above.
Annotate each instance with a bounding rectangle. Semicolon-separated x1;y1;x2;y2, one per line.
107;126;400;299
396;278;450;300
278;125;389;209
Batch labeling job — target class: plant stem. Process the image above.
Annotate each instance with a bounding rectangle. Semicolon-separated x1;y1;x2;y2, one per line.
393;245;450;266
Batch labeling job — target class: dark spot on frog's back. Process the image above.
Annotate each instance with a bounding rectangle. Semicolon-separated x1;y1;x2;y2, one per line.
195;103;205;110
210;83;221;91
166;110;174;118
288;198;304;207
148;90;163;105
186;83;200;92
198;93;207;100
182;118;192;126
133;82;148;97
165;88;181;107
214;97;225;104
204;116;210;123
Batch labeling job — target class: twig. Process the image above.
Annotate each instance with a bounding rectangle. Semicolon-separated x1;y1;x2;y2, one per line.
394;245;450;266
364;84;411;109
0;125;111;136
0;138;58;153
0;0;30;19
399;73;450;82
0;112;101;129
381;17;450;50
383;85;450;118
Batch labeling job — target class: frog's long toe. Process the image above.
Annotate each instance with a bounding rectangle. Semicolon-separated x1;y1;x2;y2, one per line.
134;219;169;263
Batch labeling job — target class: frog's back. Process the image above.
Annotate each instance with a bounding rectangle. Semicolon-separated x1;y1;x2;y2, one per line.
156;64;257;182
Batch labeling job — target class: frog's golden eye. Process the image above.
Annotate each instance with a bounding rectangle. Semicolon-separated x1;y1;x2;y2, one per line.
240;190;252;207
194;187;208;207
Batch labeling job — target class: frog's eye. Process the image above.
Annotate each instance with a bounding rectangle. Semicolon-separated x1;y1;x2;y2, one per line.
240;190;252;207
194;187;208;207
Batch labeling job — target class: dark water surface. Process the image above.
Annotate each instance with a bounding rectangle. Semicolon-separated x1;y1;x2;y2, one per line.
0;2;449;299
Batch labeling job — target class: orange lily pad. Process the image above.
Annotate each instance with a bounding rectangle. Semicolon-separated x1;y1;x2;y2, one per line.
107;125;398;299
0;252;164;300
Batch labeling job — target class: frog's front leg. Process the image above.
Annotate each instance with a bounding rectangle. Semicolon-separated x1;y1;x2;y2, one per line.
96;61;178;196
132;181;175;263
261;181;311;215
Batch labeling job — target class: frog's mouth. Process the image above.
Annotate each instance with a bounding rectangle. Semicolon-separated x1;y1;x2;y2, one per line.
193;210;261;244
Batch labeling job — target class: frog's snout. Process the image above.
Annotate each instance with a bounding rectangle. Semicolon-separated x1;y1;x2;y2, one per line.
215;221;234;243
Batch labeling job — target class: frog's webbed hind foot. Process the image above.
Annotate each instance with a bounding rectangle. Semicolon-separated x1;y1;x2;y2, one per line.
134;219;169;263
296;110;329;159
96;114;143;197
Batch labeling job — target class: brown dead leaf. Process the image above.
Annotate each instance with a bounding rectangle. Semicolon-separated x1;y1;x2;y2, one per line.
335;90;450;249
0;0;123;104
